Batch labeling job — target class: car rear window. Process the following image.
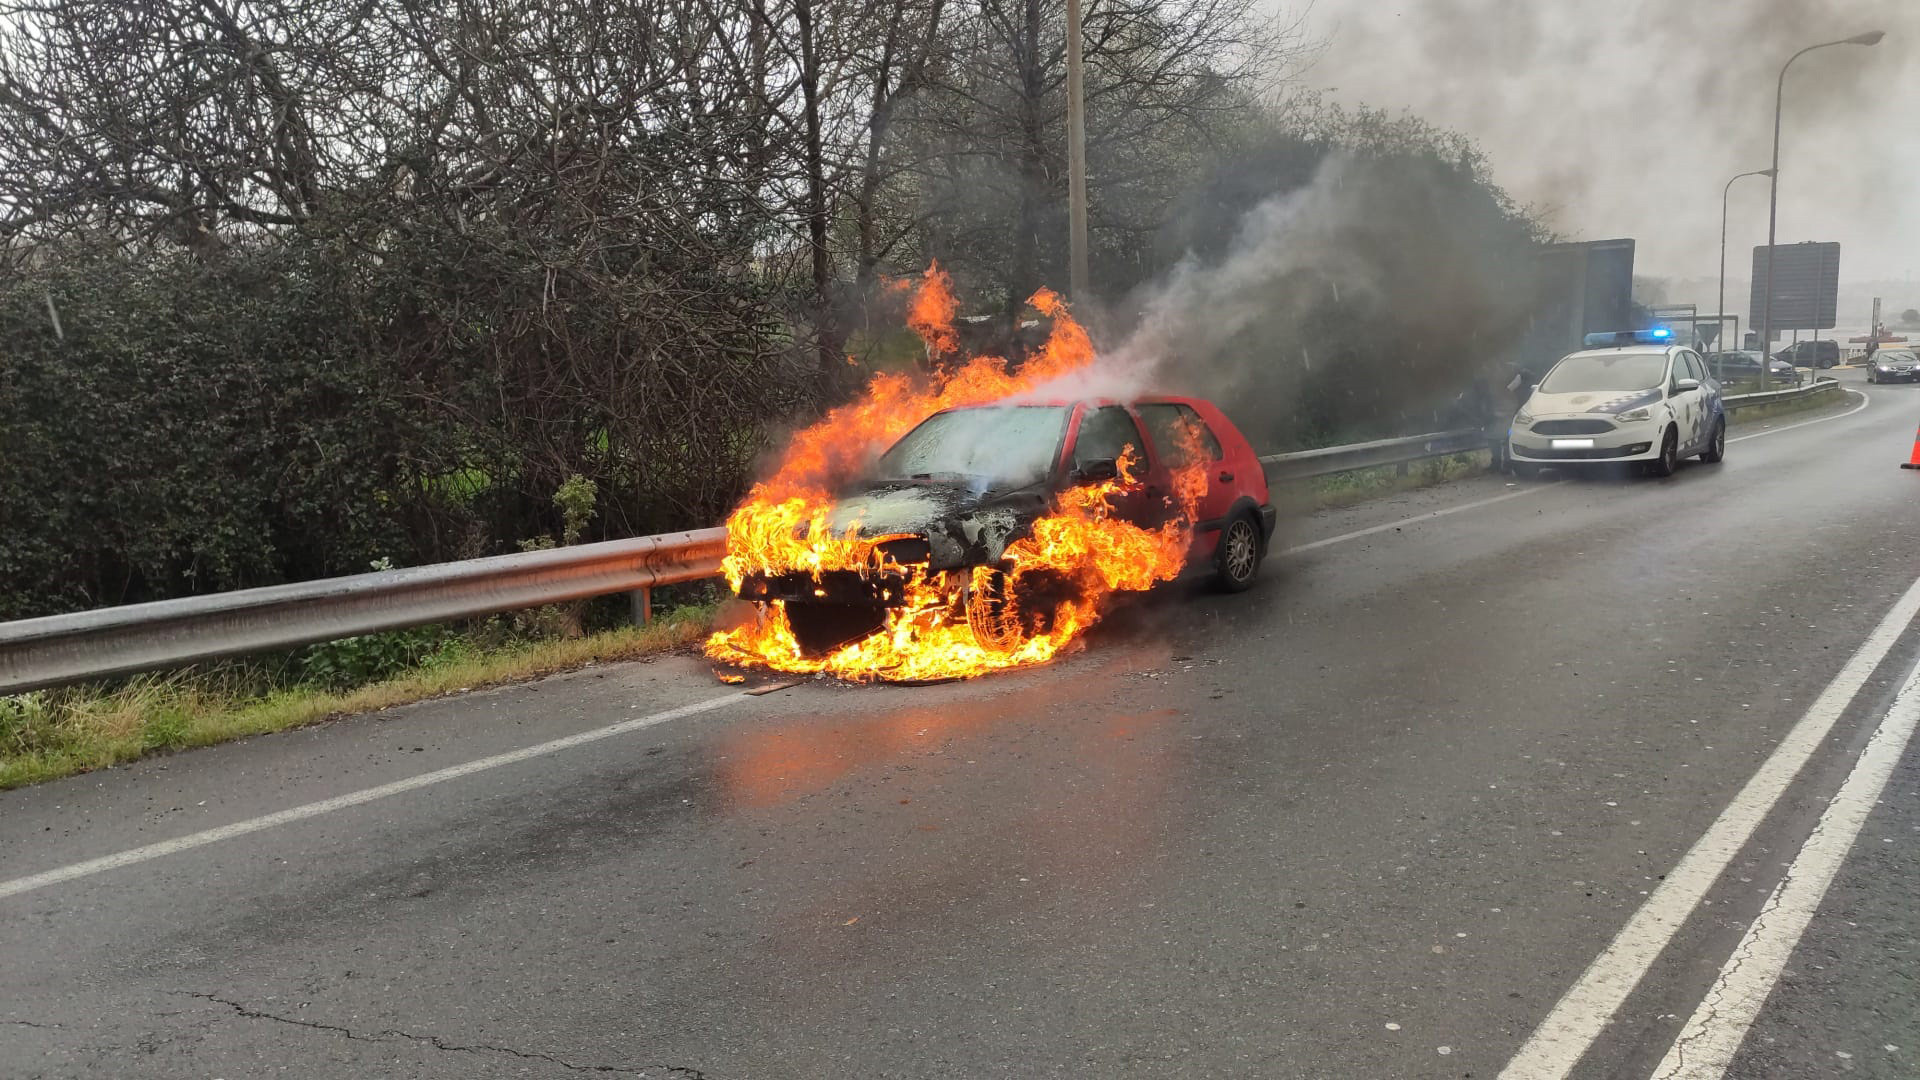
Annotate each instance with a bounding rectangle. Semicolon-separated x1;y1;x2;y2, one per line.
1136;402;1223;462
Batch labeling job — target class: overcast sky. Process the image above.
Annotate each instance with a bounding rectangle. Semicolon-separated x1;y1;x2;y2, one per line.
1282;0;1918;287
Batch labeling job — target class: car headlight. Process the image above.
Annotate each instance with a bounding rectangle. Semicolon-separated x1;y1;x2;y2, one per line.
1617;407;1652;422
1513;409;1533;426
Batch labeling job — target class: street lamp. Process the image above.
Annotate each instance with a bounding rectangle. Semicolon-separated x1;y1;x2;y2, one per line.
1757;30;1884;389
1718;168;1773;381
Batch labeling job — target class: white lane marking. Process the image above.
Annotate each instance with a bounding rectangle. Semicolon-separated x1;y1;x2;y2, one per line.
1651;651;1920;1078
1279;486;1561;555
1498;570;1920;1080
1283;387;1869;558
1726;387;1869;443
0;691;747;901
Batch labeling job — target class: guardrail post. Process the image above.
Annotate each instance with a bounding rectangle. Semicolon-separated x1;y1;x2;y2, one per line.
630;587;652;626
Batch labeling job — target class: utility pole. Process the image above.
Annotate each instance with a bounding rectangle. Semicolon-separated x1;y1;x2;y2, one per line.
1719;168;1772;383
1065;0;1089;301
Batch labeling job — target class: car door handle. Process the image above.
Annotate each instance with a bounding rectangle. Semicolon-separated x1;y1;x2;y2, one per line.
1218;471;1234;483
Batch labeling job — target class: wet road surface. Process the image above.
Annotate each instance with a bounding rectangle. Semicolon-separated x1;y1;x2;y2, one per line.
4;372;1917;1079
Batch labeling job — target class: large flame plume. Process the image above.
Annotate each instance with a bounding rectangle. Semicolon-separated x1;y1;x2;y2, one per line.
705;265;1209;682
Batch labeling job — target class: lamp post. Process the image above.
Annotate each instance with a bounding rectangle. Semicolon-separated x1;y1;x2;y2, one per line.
1757;30;1883;389
1719;168;1773;382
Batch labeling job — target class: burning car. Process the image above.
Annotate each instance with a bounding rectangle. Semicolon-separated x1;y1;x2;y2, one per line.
717;395;1276;667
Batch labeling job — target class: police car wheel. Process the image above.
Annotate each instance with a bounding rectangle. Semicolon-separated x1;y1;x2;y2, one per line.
1699;419;1725;465
1646;427;1679;478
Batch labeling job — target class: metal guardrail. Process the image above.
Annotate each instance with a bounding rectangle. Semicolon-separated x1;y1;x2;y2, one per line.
0;530;725;695
1259;429;1486;482
0;378;1853;694
1722;376;1841;412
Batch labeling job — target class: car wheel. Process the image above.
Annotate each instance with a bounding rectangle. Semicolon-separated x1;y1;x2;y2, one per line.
1646;427;1679;478
965;569;1029;652
1700;418;1725;464
1512;462;1540;481
1214;514;1262;592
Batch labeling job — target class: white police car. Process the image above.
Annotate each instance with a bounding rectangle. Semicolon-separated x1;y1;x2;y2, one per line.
1509;329;1726;478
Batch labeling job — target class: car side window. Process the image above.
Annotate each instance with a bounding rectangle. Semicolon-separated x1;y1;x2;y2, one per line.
1073;406;1146;471
1683;352;1705;382
1136;403;1223;462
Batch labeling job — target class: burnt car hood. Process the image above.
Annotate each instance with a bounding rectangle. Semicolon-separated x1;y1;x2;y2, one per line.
819;479;1050;570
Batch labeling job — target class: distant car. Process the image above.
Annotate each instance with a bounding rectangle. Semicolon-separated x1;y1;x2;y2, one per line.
1867;349;1920;384
1773;339;1841;368
1509;333;1726;478
737;396;1278;656
1706;350;1799;385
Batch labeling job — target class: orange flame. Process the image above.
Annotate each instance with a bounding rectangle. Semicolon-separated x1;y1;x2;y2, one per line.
706;269;1208;682
906;261;959;359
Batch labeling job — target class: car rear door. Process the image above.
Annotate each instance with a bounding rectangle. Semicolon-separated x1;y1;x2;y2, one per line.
1134;401;1232;526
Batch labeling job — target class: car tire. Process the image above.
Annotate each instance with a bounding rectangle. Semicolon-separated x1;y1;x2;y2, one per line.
965;569;1030;652
1512;462;1540;481
1699;418;1725;464
1643;427;1679;478
1213;514;1262;592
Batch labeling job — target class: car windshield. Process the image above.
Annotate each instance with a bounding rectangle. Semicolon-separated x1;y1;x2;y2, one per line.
1880;351;1916;363
875;405;1069;488
1539;353;1670;393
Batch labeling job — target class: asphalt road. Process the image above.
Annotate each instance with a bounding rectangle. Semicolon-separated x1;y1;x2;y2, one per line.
5;372;1918;1080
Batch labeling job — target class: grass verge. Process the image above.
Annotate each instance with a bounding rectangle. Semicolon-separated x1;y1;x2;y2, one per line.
1284;449;1493;511
1727;383;1851;426
0;603;716;791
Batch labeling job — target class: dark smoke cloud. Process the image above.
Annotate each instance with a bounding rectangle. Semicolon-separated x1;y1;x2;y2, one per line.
1290;0;1920;286
1021;149;1543;449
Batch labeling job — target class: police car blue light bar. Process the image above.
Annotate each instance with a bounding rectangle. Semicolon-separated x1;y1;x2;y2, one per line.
1583;327;1673;348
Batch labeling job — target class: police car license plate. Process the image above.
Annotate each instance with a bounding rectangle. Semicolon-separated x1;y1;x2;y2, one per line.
1551;438;1595;449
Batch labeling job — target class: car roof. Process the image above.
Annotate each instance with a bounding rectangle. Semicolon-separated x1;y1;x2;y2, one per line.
941;394;1210;410
1559;345;1675;362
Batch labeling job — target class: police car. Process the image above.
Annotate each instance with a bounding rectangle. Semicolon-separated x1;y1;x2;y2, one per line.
1508;329;1726;478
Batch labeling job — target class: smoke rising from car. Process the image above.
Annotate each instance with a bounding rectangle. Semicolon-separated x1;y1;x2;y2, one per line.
1019;150;1541;451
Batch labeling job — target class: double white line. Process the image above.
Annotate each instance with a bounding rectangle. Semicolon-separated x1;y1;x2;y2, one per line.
1502;569;1920;1078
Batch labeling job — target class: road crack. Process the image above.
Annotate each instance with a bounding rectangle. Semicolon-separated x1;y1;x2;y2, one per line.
179;992;705;1077
1668;866;1798;1072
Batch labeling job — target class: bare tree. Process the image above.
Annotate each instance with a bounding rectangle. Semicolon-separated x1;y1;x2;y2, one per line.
879;0;1300;312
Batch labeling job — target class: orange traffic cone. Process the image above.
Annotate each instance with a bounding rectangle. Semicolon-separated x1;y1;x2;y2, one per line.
1905;423;1920;469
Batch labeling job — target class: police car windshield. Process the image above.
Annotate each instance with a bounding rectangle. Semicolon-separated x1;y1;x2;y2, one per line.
1540;353;1669;393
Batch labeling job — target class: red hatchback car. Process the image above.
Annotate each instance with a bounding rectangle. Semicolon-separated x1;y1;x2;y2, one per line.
735;395;1276;655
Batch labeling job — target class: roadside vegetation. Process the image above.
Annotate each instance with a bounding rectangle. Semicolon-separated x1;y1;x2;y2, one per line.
0;596;718;791
1291;451;1491;511
1726;382;1855;426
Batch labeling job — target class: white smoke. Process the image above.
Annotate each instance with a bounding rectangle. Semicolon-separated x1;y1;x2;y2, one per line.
1012;153;1384;406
